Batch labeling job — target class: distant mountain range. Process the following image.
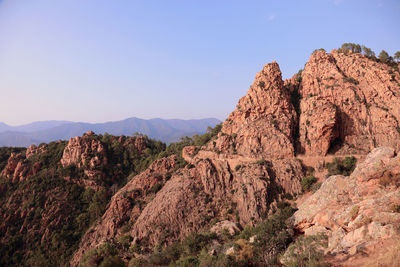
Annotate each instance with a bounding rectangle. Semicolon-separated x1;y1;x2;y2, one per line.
0;117;221;147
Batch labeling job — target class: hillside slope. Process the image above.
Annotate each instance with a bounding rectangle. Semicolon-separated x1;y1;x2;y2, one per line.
0;132;166;266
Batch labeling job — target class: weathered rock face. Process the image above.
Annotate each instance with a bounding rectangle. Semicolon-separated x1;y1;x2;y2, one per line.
297;50;400;155
130;156;303;247
0;152;42;183
26;144;47;159
0;152;25;180
217;61;297;159
299;100;339;155
61;132;107;169
210;220;241;236
290;147;400;257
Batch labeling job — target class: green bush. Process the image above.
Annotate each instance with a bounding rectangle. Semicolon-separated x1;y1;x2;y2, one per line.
301;176;318;192
128;258;148;267
326;156;357;176
99;255;125;267
310;182;322;193
80;242;123;267
283;233;328;267
172;256;199;267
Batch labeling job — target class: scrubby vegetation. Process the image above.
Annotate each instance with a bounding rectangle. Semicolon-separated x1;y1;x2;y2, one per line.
117;201;298;267
282;233;328;267
338;43;400;70
80;242;125;267
0;135;166;267
326;156;357;176
301;176;318;192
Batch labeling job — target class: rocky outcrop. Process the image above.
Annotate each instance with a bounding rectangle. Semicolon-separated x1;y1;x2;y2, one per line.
210;220;241;236
299;100;339;155
290;147;400;258
26;144;47;159
130;156;303;246
0;152;26;181
61;131;107;169
214;62;297;159
297;50;400;155
0;152;42;183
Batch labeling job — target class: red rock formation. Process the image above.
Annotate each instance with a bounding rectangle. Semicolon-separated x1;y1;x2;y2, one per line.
289;147;400;259
0;153;25;180
217;61;298;159
0;152;38;182
65;51;400;266
297;50;400;155
26;144;47;159
61;133;107;168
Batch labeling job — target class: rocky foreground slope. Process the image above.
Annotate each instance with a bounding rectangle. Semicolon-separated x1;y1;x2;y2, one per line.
70;49;400;266
286;147;400;266
1;47;400;267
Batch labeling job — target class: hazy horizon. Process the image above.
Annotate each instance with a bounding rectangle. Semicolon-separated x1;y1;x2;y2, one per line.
0;116;222;127
1;0;399;125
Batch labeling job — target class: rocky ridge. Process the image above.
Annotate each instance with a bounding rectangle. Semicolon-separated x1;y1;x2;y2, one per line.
73;49;400;266
297;49;400;155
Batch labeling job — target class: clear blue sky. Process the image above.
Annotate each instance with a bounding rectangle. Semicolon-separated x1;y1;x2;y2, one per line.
1;0;399;125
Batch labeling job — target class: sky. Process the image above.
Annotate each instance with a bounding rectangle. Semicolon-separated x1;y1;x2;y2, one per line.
0;0;399;125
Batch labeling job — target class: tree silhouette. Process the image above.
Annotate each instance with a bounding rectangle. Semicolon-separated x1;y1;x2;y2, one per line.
378;50;390;63
394;51;400;62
